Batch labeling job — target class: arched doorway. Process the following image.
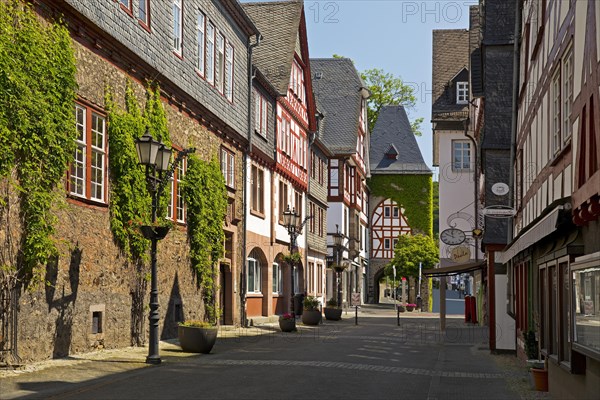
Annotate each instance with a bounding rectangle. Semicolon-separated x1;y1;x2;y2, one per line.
373;267;386;304
247;247;268;317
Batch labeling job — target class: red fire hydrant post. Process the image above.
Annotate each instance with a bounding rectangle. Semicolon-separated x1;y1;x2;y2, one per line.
464;295;471;323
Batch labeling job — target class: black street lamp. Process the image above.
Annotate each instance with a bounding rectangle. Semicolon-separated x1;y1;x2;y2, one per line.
283;205;312;315
333;225;345;309
283;205;299;315
135;130;195;365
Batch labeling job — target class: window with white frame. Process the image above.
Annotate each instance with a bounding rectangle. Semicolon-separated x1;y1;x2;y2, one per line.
552;70;561;154
452;141;471;171
562;47;573;143
272;262;282;294
247;258;261;293
457;81;468;104
167;153;186;223
254;90;268;137
215;32;225;93
70;104;107;203
220;147;234;188
251;165;264;214
384;206;391;217
206;21;215;84
384;238;391;250
172;0;182;55
196;12;205;75
138;0;149;26
572;255;600;356
225;43;234;101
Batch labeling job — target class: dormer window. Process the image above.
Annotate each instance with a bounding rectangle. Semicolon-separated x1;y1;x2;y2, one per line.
384;144;398;160
457;82;469;104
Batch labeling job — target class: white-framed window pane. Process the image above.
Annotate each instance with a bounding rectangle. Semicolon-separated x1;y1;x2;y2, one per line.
71;144;86;196
273;263;282;293
457;81;468;104
91;150;104;201
254;91;261;133
248;259;255;293
172;0;182;54
384;238;390;249
206;22;215;84
225;43;234;101
261;98;267;137
563;49;573;142
197;12;205;74
216;33;225;93
228;153;234;188
138;0;148;24
167;178;174;219
552;72;561;154
120;0;129;7
176;159;185;222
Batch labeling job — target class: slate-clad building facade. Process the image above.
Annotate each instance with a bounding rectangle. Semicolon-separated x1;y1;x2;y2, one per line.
311;58;370;305
1;0;260;363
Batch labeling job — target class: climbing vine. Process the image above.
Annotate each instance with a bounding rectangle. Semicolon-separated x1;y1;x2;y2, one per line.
0;0;77;288
368;174;433;237
182;155;228;325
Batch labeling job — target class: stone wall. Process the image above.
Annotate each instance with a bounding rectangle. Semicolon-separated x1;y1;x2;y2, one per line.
13;21;245;363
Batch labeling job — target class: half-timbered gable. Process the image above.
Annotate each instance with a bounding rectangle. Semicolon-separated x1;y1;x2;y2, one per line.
371;199;412;259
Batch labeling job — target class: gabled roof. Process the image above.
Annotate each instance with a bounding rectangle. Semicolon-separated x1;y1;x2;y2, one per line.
432;29;469;118
242;1;303;95
222;0;261;37
370;106;431;175
310;58;365;154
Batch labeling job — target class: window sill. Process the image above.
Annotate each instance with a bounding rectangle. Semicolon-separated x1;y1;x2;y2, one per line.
67;195;109;210
246;293;263;298
138;20;151;33
173;50;183;60
549;140;571;166
250;209;265;219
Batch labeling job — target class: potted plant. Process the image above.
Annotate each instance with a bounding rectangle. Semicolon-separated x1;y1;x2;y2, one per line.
301;295;322;325
406;303;417;312
397;304;406;312
178;320;218;354
324;297;342;321
525;329;548;391
279;312;296;332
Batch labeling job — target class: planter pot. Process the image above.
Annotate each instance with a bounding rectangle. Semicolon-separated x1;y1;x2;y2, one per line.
178;325;217;354
301;309;322;325
279;317;296;332
397;305;406;313
526;359;545;369
324;307;342;321
530;368;548;392
406;306;415;312
140;225;171;240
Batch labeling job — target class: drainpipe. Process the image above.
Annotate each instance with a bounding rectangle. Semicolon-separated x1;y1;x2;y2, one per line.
241;33;261;327
508;0;522;244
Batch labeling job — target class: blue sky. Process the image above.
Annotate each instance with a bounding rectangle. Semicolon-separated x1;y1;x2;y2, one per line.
303;0;476;176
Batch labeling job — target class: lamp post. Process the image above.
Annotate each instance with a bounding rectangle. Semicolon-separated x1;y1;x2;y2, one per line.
333;225;344;309
283;206;299;315
283;205;313;315
135;130;195;365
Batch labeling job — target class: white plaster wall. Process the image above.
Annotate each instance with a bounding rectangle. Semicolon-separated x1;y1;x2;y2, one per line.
495;274;516;350
437;130;480;266
273;173;305;249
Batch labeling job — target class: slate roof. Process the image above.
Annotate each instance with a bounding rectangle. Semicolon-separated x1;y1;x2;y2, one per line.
241;1;303;95
432;29;469;118
370;106;431;175
310;58;365;154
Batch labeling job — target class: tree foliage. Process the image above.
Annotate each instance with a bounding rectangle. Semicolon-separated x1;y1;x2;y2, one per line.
0;0;77;287
360;68;423;135
182;155;228;324
386;234;438;279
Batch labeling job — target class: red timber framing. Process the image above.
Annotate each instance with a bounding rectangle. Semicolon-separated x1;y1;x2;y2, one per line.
370;199;412;260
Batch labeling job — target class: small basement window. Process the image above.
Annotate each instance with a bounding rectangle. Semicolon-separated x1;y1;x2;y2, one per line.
92;311;103;334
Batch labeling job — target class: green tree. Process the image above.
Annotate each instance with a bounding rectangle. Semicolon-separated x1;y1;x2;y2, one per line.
386;234;438;279
360;68;423;135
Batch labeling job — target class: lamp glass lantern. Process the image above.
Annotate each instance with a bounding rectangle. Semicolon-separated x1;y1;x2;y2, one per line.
135;132;161;167
155;144;172;172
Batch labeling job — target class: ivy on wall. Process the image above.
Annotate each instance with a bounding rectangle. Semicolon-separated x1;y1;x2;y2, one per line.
182;155;228;324
0;0;77;287
368;174;433;237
